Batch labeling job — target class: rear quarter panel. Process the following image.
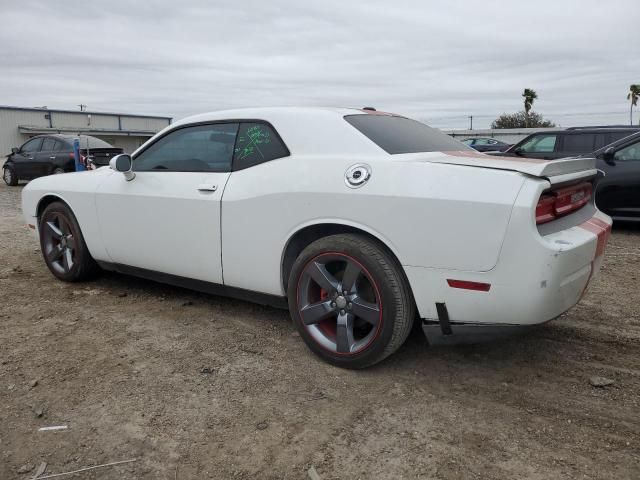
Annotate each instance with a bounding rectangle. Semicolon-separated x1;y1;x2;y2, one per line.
221;154;525;296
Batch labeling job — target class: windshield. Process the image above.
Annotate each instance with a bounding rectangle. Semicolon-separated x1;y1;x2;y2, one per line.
344;114;471;154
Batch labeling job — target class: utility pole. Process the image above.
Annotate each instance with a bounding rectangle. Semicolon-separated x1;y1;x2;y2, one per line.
78;104;87;112
468;115;473;130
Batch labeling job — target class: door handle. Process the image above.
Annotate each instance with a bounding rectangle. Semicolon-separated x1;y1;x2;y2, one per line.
49;156;56;160
197;184;217;192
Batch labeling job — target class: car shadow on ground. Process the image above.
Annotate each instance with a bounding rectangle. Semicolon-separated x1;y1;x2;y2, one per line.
95;269;572;376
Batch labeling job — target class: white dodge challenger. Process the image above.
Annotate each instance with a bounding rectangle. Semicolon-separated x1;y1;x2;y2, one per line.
21;107;612;368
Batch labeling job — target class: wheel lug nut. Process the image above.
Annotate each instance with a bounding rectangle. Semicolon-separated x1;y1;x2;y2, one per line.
348;302;352;309
340;309;345;315
331;302;336;308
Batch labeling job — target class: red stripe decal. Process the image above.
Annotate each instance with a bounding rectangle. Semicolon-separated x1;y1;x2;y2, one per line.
578;217;611;259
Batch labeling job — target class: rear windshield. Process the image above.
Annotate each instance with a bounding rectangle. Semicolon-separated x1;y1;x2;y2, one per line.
76;136;113;149
344;114;471;154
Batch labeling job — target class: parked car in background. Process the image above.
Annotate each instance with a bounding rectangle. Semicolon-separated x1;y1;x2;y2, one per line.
460;137;510;152
489;126;640;160
590;131;640;222
21;107;611;368
3;134;123;186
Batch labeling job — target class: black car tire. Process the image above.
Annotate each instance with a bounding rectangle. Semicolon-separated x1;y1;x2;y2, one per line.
3;165;18;186
39;201;100;282
287;234;415;369
52;167;65;175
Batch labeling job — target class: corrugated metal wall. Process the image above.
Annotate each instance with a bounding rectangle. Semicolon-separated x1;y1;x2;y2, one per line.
0;109;50;154
0;107;170;155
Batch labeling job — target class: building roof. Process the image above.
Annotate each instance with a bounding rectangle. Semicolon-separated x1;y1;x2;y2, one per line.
0;104;172;120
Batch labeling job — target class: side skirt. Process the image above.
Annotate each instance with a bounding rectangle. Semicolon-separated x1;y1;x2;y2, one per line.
96;261;289;310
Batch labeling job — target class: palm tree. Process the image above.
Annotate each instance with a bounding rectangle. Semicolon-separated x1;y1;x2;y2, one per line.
627;84;640;125
522;88;538;128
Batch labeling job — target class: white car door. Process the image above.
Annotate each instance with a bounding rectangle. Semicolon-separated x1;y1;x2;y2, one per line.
95;122;239;284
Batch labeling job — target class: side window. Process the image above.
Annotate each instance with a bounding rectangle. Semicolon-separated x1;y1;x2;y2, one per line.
53;140;68;152
474;138;489;145
519;134;557;153
233;122;289;170
613;141;640;161
594;134;607;150
609;132;635;143
461;139;474;145
134;123;238;172
41;137;56;151
21;137;43;153
562;134;595;153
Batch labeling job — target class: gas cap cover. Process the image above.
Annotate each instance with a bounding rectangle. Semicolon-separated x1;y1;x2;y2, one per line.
345;164;371;188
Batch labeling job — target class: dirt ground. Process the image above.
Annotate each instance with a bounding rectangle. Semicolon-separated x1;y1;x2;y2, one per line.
1;182;639;480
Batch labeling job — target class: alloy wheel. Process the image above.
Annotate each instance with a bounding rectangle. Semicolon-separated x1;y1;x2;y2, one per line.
296;253;382;355
41;212;76;275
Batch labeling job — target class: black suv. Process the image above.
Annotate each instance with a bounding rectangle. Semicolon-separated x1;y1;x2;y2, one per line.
2;134;123;186
489;126;640;160
590;131;640;222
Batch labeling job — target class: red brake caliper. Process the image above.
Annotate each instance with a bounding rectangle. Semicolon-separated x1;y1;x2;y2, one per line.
318;289;336;336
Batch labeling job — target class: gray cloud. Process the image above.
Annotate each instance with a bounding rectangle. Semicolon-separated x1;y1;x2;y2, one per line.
0;0;636;128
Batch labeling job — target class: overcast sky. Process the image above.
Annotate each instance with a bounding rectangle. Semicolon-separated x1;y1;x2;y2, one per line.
0;0;637;129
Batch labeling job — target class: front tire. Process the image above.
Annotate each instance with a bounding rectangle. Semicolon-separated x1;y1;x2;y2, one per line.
3;165;18;186
39;201;100;282
287;234;415;369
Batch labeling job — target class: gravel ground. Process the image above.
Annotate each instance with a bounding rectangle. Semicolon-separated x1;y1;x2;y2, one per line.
1;181;639;479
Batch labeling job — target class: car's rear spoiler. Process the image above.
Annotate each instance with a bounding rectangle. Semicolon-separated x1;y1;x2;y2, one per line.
399;151;597;186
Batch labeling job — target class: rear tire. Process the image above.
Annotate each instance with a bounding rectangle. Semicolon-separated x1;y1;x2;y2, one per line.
3;165;18;186
39;201;100;282
287;234;415;369
52;167;65;175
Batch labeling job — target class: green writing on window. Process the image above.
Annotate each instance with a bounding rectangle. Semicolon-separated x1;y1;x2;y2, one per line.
235;125;272;161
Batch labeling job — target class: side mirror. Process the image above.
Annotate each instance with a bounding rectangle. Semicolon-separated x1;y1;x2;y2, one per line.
11;147;19;154
602;147;615;164
109;154;135;181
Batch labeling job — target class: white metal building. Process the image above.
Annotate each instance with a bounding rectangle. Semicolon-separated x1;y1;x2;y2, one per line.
0;105;172;155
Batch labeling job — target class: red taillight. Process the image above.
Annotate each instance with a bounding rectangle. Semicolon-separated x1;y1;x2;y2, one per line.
536;182;592;224
535;194;556;224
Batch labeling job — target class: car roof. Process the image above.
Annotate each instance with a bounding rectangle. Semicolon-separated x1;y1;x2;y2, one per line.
170;106;393;127
566;125;640;130
31;133;104;142
151;107;400;157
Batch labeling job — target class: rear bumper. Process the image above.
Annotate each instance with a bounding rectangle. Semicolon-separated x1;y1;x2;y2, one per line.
404;190;612;341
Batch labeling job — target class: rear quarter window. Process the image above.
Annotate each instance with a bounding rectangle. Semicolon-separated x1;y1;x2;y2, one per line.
562;134;596;153
233;122;289;170
344;115;471;154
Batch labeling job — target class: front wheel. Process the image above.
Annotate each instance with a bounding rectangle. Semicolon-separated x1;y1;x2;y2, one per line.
3;165;18;186
39;201;100;281
287;234;415;369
